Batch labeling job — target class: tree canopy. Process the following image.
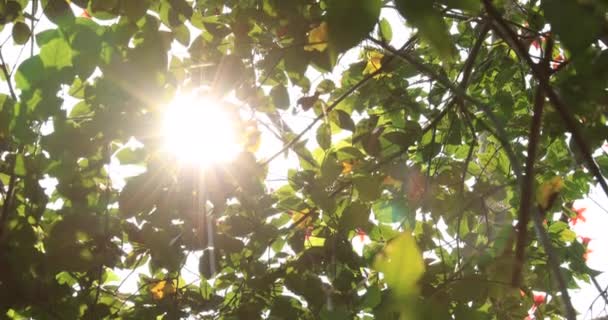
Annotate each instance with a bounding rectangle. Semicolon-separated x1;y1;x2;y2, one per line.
1;0;608;319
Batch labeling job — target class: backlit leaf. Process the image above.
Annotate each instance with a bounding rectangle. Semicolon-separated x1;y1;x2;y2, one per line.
40;38;73;70
374;232;425;298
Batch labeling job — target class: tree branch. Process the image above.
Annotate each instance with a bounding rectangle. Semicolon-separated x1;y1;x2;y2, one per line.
511;82;545;286
483;0;608;204
483;1;577;318
512;35;553;288
0;49;19;241
530;206;577;320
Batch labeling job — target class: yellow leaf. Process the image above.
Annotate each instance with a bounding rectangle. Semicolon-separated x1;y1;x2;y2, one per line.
241;121;261;153
150;280;175;300
382;175;402;187
341;161;353;175
304;22;328;52
291;208;312;229
536;176;563;210
374;232;425;299
305;236;325;248
246;129;261;153
363;51;384;75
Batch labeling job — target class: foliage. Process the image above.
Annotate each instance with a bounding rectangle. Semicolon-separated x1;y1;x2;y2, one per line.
0;0;607;319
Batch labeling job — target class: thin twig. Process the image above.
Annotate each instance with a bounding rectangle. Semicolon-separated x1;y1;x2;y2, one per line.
369;37;523;182
261;68;383;166
0;50;18;100
591;276;608;306
31;0;38;57
261;37;418;167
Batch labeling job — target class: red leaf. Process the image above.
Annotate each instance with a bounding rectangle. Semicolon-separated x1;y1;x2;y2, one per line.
531;40;540;50
570;207;587;225
533;292;546;306
356;228;366;242
276;26;288;38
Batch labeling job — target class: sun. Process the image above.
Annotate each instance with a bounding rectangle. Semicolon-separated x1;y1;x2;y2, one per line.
162;92;241;166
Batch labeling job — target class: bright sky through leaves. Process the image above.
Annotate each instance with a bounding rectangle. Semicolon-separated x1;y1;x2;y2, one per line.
2;0;608;319
162;93;240;166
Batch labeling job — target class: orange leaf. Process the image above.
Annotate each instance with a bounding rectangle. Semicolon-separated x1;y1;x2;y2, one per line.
341;161;353;175
584;248;592;261
304;22;328;52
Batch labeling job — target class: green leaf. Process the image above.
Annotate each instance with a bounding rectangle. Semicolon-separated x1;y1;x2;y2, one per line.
270;85;290;109
36;29;61;46
316;79;336;94
40;38;73;70
332;109;355;132
12;22;30;45
42;0;76;26
15;56;45;91
374;232;425;299
173;24;190;46
353;175;382;202
372;198;411;224
394;0;455;60
69;19;102;78
122;0;149;21
14;154;26;176
115;147;146;165
316;123;331;150
361;286;381;309
304;236;326;248
327;0;382;56
119;173;163;218
69;101;91;117
542;0;601;54
339;201;370;232
438;0;481;12
320;154;342;185
560;228;577;242
378;18;393;43
382;131;416;148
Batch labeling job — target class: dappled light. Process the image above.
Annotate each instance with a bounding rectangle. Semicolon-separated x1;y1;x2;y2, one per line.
2;0;608;319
